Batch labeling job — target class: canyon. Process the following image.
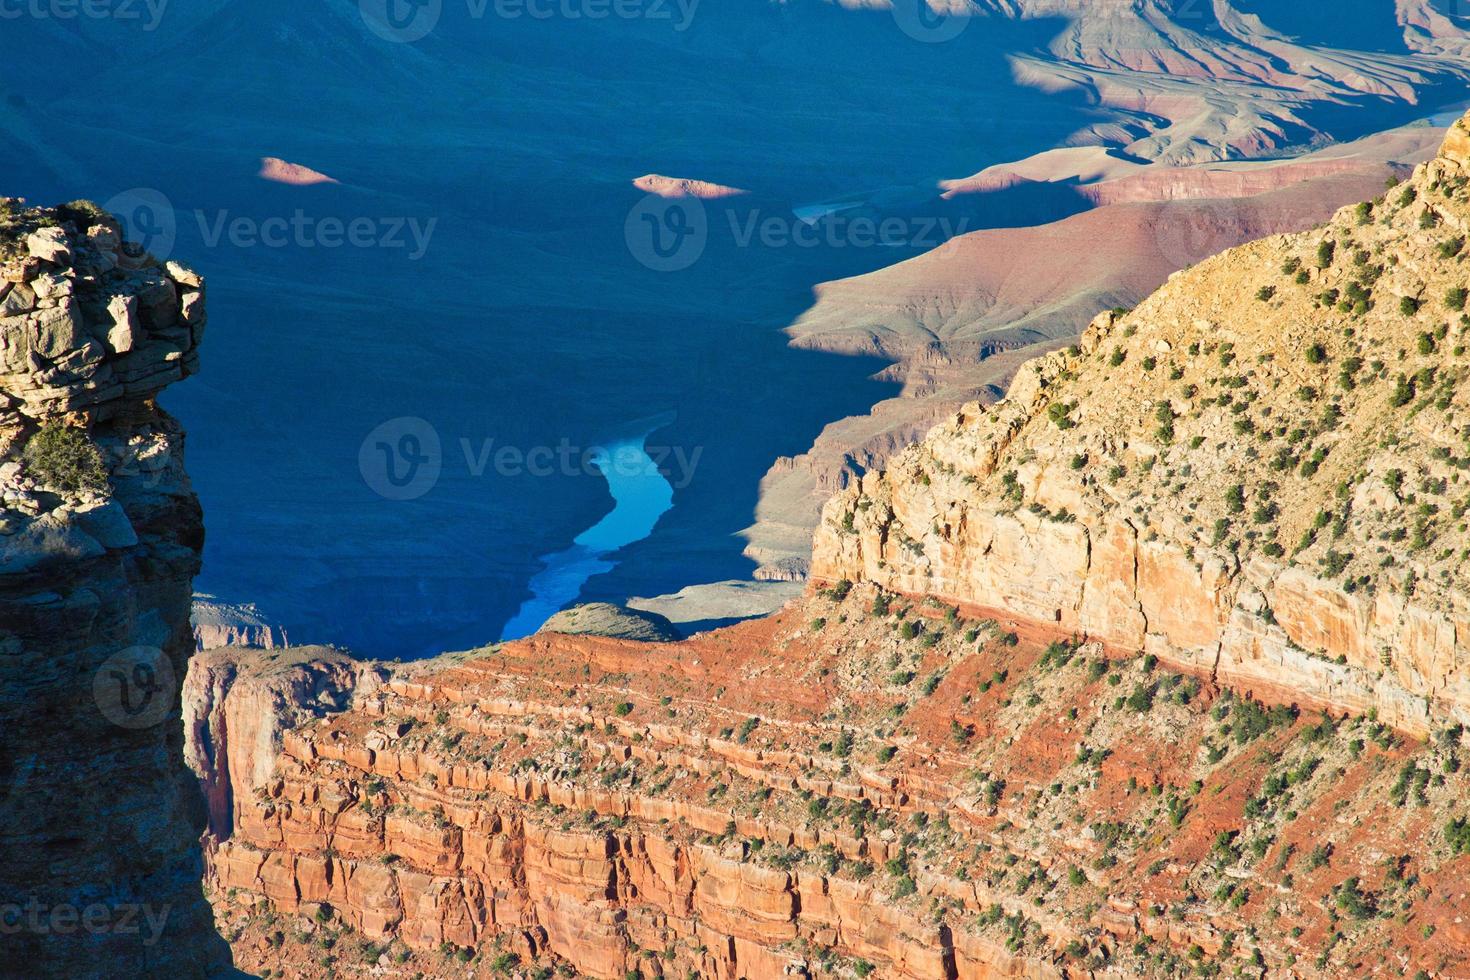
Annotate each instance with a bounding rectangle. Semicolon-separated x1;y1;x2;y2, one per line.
183;118;1470;978
743;122;1450;584
13;0;1470;654
7;6;1470;979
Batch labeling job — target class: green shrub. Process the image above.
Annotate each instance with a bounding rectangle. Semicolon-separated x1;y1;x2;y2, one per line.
1400;296;1421;317
1316;240;1336;268
22;424;109;493
1125;682;1157;713
1447;816;1470;855
1447;286;1468;311
1389;374;1414;407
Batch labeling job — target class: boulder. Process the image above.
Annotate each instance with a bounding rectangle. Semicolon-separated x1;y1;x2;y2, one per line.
165;260;204;288
0;282;34;316
32;302;83;359
25;226;71;265
71;499;137;550
106;295;138;354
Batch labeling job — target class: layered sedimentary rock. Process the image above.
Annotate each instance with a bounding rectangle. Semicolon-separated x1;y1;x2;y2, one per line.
201;592;1470;979
748;124;1442;582
183;645;382;841
0;201;231;975
814;115;1470;735
192;594;290;652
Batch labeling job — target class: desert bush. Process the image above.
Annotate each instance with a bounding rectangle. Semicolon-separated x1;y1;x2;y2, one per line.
22;423;109;493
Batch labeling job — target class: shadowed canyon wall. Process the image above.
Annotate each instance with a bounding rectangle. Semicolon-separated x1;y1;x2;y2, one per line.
0;205;231;977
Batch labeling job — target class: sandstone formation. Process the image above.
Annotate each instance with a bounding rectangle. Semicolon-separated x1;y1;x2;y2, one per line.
0;200;231;975
632;175;749;200
201;591;1470;979
184;645;386;842
813;115;1470;736
257;158;339;187
186;116;1470;980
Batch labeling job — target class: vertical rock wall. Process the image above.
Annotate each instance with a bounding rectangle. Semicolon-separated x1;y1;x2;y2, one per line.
0;203;232;977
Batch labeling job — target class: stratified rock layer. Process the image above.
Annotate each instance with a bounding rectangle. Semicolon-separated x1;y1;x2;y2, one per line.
200;593;1470;979
814;113;1470;736
0;202;231;977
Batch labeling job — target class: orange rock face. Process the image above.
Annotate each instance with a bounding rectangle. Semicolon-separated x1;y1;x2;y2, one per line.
198;590;1470;979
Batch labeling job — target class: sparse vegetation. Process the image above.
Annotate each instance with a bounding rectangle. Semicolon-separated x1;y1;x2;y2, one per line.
22;424;109;493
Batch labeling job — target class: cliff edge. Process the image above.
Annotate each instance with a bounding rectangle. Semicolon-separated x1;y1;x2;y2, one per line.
0;200;231;976
815;113;1470;736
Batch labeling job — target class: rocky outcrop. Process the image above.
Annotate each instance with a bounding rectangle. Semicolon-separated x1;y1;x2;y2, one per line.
200;594;1470;979
182;645;383;841
746;129;1440;582
192;594;290;652
539;602;681;642
814;114;1470;736
0;201;231;976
